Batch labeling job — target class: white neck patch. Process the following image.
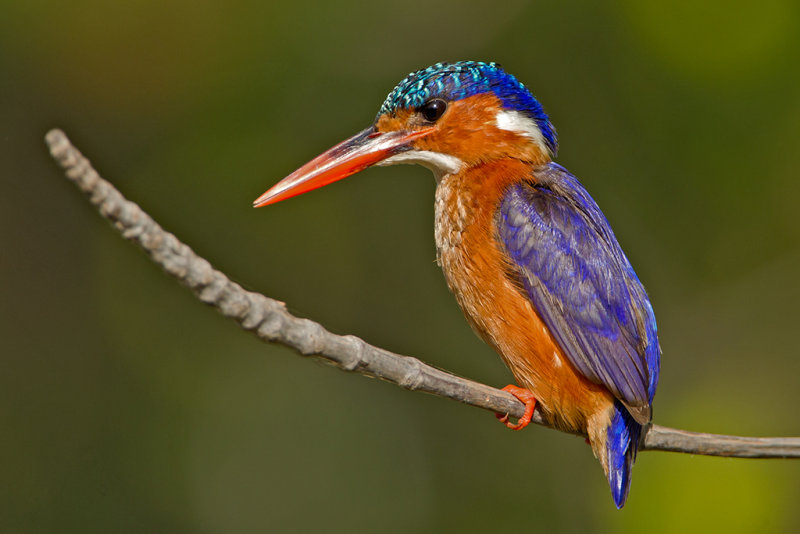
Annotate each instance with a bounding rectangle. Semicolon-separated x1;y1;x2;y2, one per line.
377;150;464;182
495;109;550;156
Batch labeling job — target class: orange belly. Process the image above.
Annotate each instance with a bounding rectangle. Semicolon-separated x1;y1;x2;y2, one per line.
434;161;615;436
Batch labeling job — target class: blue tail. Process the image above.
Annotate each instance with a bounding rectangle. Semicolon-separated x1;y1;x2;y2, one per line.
606;401;643;509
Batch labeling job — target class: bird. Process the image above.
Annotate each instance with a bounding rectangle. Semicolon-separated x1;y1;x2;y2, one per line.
253;61;660;509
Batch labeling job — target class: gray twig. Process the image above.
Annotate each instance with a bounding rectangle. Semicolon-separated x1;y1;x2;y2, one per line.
44;128;800;459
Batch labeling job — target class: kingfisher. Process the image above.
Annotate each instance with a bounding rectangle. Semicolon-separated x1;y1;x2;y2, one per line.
253;61;660;508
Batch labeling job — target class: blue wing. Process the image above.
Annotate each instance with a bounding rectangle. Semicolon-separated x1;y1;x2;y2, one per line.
496;163;659;421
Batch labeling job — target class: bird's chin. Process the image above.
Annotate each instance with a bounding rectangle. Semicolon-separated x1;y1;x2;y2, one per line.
377;150;464;182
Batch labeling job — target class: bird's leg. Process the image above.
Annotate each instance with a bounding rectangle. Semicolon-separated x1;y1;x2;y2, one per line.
495;384;537;430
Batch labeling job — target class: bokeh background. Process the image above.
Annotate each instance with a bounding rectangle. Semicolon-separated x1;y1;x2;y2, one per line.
3;1;800;532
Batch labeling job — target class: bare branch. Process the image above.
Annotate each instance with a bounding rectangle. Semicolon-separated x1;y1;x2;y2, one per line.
44;128;800;459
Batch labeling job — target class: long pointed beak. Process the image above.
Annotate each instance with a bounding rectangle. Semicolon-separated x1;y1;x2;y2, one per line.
253;126;433;208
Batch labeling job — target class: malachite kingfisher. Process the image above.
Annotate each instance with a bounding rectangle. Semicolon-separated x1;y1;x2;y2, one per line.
253;61;660;509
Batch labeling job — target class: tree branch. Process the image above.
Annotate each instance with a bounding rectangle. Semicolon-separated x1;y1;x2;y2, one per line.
44;128;800;459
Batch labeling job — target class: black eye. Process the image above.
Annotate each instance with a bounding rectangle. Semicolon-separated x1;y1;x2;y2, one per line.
420;99;447;122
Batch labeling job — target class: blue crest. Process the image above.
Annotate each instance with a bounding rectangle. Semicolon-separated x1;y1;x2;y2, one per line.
378;61;557;155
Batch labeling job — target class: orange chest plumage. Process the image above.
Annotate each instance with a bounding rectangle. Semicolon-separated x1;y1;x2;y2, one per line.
434;160;615;434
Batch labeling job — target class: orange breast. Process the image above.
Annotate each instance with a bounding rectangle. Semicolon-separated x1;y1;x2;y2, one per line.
434;159;615;434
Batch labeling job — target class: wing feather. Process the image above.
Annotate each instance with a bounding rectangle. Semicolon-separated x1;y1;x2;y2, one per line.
496;163;660;420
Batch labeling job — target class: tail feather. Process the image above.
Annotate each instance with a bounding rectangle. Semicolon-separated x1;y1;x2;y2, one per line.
606;401;642;509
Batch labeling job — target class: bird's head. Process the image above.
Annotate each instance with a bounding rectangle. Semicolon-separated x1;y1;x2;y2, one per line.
254;61;557;207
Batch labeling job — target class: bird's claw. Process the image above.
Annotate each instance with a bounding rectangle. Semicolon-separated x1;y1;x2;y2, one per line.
496;384;537;430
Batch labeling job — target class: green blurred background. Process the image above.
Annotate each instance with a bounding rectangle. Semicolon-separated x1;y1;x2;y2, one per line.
2;1;800;532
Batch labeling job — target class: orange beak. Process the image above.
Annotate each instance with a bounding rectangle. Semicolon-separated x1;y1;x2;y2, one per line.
253;126;434;208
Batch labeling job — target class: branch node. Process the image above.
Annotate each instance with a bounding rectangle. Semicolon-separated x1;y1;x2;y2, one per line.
339;336;367;371
198;277;226;304
257;303;286;341
185;257;216;289
398;357;424;391
218;290;251;320
290;319;327;355
241;293;268;330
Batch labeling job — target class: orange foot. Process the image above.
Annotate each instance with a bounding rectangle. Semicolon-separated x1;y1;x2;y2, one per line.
495;384;537;431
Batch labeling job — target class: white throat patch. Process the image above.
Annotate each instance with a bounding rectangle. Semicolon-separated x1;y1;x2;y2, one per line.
495;109;550;156
378;150;464;182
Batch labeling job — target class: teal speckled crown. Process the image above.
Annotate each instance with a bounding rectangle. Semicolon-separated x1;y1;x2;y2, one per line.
378;61;557;155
